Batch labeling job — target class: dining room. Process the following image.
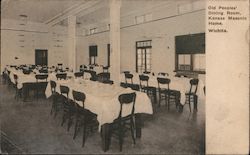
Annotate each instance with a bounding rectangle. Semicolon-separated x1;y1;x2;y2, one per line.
0;0;207;154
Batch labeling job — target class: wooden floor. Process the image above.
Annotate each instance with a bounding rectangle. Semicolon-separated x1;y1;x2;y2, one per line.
0;77;205;154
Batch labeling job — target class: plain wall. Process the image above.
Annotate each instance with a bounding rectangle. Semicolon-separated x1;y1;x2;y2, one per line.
1;19;49;72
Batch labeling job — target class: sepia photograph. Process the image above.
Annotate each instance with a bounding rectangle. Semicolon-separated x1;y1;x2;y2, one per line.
0;0;248;154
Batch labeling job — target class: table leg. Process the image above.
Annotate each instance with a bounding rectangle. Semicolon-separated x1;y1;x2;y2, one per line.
135;114;142;138
101;123;111;152
22;84;28;102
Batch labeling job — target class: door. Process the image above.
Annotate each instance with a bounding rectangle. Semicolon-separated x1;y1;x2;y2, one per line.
35;49;48;66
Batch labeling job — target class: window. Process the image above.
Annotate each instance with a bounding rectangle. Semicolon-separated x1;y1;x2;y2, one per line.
135;15;144;24
135;13;152;24
136;40;152;73
193;54;205;72
89;45;98;65
175;33;205;74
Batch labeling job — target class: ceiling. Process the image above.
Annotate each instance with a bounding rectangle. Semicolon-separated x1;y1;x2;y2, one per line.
1;0;86;23
121;0;174;17
1;0;193;27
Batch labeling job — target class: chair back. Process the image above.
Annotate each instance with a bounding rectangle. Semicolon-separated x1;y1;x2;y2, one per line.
56;73;67;80
74;72;84;78
118;92;136;118
98;72;110;82
143;71;151;74
189;79;199;94
139;74;149;88
89;70;97;81
125;73;133;84
83;65;87;69
39;69;48;74
35;74;48;82
103;80;114;85
72;90;86;108
123;71;130;74
130;84;140;91
60;85;69;98
50;80;56;94
157;77;170;90
89;66;94;70
23;69;31;75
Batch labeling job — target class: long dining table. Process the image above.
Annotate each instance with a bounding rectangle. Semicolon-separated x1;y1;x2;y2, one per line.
5;66;74;101
45;78;153;151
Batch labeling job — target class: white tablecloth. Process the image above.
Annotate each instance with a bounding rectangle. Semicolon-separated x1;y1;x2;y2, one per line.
120;73;205;105
6;67;75;89
45;79;153;130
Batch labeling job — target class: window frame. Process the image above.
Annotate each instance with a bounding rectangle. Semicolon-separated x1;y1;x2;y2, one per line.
175;33;205;74
136;40;152;73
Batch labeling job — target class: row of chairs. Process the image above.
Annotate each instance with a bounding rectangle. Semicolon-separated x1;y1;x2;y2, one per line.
80;65;109;73
121;72;199;112
13;74;49;101
50;81;136;151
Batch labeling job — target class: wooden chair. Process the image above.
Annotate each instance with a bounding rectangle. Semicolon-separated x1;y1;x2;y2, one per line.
139;74;157;103
74;72;84;78
185;79;199;112
50;81;63;118
129;84;140;91
125;73;133;87
35;74;48;99
60;85;75;131
72;90;98;147
23;69;31;75
97;72;110;83
157;77;180;110
56;73;67;80
110;92;137;151
88;70;97;81
13;74;21;100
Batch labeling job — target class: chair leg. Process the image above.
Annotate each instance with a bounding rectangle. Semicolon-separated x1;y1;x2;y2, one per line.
188;96;191;112
61;112;66;126
194;95;198;112
54;104;59;118
67;114;73;132
158;93;161;107
167;94;170;111
82;117;87;147
119;123;123;152
36;88;39;100
130;118;136;145
73;115;79;139
50;101;55;115
153;89;157;104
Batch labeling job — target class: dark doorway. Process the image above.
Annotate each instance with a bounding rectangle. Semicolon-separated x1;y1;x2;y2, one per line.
107;44;110;67
35;49;48;66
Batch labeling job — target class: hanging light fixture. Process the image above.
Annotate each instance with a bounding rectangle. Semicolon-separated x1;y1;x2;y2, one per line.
19;14;28;26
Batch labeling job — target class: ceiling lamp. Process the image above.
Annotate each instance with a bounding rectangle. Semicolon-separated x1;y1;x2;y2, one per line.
19;14;28;26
